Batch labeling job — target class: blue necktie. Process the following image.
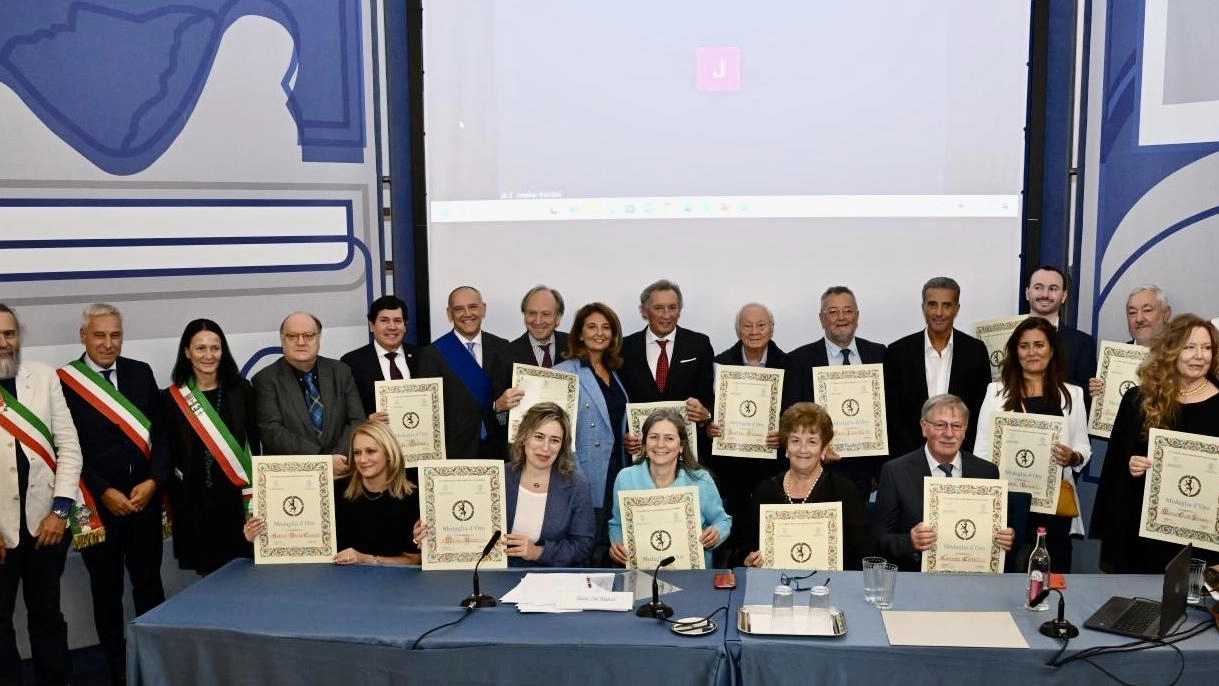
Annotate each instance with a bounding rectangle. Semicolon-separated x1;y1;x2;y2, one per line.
302;373;324;432
101;369;114;386
937;464;953;478
840;349;851;365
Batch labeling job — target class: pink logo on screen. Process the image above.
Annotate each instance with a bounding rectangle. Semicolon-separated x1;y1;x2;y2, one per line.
696;47;741;92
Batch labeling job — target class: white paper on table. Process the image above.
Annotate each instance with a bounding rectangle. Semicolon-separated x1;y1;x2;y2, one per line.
555;590;635;611
881;611;1029;648
500;572;616;611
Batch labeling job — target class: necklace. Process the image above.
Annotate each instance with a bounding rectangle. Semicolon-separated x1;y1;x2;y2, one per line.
783;469;821;504
1179;378;1209;398
364;489;385;501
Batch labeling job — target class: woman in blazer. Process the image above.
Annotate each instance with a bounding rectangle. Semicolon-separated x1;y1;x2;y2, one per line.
502;402;595;567
972;317;1090;571
554;303;629;527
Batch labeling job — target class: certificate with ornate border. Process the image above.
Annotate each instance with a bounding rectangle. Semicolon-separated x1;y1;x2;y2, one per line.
1088;341;1148;438
983;411;1065;515
1139;429;1219;552
626;401;698;461
922;477;1007;574
712;365;783;459
420;460;508;570
619;486;704;570
508;363;579;450
973;315;1028;382
374;379;445;466
812;363;888;458
252;455;337;565
759;502;843;571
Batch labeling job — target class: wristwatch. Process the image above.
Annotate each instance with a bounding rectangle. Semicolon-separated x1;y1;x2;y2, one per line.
51;506;70;520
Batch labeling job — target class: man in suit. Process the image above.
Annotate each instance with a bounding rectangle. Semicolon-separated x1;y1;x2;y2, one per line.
0;304;83;686
253;312;364;474
873;394;1014;571
1087;284;1173;398
710;303;787;562
341;295;419;417
619;280;715;452
883;276;991;459
58;304;165;685
1025;266;1096;405
784;287;888;496
417;286;512;459
506;285;569;369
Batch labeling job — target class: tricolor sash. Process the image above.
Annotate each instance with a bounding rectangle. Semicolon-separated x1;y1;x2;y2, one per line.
168;379;253;513
434;331;493;416
0;385;106;548
57;361;151;456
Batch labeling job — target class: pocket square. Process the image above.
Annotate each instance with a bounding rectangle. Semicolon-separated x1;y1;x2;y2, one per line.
679;357;698;364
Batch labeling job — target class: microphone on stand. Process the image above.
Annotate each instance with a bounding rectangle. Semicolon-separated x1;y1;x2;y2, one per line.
461;530;502;609
1030;588;1079;639
635;556;677;619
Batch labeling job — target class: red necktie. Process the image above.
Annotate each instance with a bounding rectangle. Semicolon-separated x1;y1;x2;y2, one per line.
385;352;403;379
656;340;670;394
540;343;553;368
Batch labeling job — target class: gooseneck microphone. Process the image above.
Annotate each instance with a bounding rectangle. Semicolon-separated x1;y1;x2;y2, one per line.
1030;588;1079;639
461;530;502;609
635;555;677;619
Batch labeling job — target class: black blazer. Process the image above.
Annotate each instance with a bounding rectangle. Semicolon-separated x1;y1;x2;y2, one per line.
873;448;999;571
416;331;511;459
713;339;789;371
1057;324;1096;411
782;336;886;410
882;329;991;458
339;342;420;416
618;326;714;408
61;356;167;496
505;331;569;368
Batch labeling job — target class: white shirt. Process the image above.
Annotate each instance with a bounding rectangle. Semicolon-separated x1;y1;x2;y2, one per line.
374;341;411;380
645;327;678;380
923;329;954;397
455;330;485;367
528;334;555;366
511;486;548;543
924;447;963;478
83;355;117;387
824;337;861;366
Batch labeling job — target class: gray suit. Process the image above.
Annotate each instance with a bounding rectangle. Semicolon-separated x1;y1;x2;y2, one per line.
253;356;365;455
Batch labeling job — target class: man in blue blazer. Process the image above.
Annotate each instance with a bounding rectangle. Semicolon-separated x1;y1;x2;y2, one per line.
783;287;887;496
874;394;1014;571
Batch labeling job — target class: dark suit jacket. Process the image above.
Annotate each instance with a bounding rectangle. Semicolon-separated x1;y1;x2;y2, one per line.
873;448;1000;571
619;326;714;407
504;466;595;567
340;342;420;416
1057;323;1096;411
883;329;991;458
61;356;167;499
505;331;569;368
252;356;365;455
713;339;789;371
782;336;886;410
416;331;511;459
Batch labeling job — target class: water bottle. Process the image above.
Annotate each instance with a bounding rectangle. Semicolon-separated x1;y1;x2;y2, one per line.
1026;527;1050;611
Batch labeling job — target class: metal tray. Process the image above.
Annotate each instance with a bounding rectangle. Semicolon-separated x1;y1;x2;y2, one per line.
737;605;847;636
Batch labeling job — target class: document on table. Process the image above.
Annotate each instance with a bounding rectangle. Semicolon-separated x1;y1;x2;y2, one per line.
882;611;1029;648
502;573;621;612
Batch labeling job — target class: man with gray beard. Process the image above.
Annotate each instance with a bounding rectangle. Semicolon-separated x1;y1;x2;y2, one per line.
0;304;84;686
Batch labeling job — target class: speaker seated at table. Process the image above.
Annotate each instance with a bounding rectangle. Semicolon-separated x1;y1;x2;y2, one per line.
501;402;596;567
741;403;873;570
244;421;421;565
608;408;732;569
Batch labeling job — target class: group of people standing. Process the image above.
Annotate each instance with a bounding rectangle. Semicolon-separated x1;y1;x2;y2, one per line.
1;268;1216;685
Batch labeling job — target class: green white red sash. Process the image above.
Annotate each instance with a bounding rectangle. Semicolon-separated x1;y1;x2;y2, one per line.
58;360;173;538
57;361;151;456
168;379;253;513
0;385;106;548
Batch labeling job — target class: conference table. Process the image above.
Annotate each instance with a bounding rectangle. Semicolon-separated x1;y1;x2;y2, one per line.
128;562;1219;685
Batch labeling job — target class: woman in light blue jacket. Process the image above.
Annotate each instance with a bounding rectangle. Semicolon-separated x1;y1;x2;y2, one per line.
554;303;629;531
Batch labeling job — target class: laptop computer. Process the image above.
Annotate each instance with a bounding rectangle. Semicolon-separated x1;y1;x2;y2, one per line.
1085;544;1191;639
